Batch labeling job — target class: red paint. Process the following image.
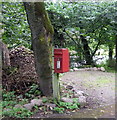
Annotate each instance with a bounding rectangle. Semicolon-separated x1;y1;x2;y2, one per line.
54;48;69;73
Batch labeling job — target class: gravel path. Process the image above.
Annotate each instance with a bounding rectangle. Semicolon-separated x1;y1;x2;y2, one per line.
33;71;116;119
60;71;116;118
61;71;115;108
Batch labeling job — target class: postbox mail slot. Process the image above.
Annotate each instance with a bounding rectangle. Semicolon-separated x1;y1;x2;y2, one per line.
54;52;62;55
54;48;69;73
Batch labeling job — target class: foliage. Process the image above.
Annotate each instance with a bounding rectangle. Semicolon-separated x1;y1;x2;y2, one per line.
96;58;116;73
2;2;31;49
53;107;65;113
2;84;42;118
2;90;16;101
24;84;42;99
46;1;116;64
2;2;116;65
2;83;80;117
3;107;33;118
2;90;33;118
53;98;80;113
106;59;116;68
42;98;48;103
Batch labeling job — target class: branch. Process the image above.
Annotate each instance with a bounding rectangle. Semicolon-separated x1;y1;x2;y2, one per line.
64;29;79;46
91;40;101;57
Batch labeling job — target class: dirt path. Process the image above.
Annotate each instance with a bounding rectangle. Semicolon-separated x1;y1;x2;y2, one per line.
61;71;115;108
60;71;116;118
33;71;116;119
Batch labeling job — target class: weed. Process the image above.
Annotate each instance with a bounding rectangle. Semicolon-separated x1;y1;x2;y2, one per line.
53;98;80;113
24;84;42;99
33;105;38;110
2;100;17;108
53;107;65;113
3;107;33;118
18;99;28;105
2;89;33;118
2;91;16;101
42;98;48;103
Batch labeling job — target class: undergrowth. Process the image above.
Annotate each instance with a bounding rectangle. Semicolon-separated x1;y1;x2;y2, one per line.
2;83;80;118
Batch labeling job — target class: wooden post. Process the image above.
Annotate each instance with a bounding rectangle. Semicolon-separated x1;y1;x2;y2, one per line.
52;47;60;100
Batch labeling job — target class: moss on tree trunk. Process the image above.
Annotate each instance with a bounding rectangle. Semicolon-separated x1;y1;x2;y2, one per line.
24;2;54;96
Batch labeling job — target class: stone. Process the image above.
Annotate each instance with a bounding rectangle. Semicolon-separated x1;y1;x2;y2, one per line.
70;69;74;72
66;85;73;90
93;67;98;71
23;103;34;110
61;97;73;103
85;68;90;71
17;95;23;99
14;104;24;109
78;96;87;108
45;103;56;108
31;99;43;106
100;67;105;72
73;68;79;71
74;90;84;97
87;68;91;71
98;67;101;71
4;108;12;112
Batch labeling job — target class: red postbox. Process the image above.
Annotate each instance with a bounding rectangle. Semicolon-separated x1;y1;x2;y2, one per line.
54;48;69;73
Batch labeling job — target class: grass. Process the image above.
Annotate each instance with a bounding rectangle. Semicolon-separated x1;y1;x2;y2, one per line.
83;75;114;88
96;77;113;85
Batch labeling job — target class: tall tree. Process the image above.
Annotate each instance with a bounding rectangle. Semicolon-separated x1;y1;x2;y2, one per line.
80;35;94;65
24;2;54;96
46;2;116;65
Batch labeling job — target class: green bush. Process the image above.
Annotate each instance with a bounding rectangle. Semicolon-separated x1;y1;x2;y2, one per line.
96;58;116;72
106;59;116;68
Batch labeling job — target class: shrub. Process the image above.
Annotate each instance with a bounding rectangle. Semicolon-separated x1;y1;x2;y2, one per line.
106;58;116;68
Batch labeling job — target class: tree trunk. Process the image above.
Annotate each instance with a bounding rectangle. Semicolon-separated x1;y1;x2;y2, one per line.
115;34;117;72
24;2;54;96
0;41;10;69
80;35;94;65
108;44;113;60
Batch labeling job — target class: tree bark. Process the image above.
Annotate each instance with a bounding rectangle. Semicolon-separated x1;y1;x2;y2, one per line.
91;40;101;58
115;34;117;72
0;41;10;69
80;35;94;65
108;44;113;60
24;2;54;96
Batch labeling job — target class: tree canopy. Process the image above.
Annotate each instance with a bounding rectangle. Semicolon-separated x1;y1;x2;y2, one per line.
46;1;116;57
2;1;117;64
2;2;31;49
